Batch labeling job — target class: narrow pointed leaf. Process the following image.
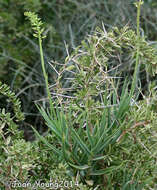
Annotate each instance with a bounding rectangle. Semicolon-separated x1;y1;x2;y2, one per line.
68;162;91;170
90;164;122;175
32;126;61;156
92;155;107;161
71;128;92;156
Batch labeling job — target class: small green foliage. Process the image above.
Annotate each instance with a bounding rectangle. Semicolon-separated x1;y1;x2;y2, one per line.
0;138;39;189
0;81;24;121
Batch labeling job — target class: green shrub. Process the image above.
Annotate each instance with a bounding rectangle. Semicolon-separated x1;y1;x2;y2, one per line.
0;81;91;190
25;2;157;188
51;25;157;126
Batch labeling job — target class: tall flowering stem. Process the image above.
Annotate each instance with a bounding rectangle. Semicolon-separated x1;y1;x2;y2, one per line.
130;0;143;96
24;12;53;111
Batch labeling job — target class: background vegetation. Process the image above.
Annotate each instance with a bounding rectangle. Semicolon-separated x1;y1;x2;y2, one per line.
0;0;157;189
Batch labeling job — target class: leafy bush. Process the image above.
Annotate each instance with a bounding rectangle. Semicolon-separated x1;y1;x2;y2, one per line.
0;81;90;190
51;25;157;126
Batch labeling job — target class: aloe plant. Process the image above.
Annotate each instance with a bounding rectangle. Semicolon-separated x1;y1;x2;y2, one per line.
24;1;157;188
32;80;131;185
